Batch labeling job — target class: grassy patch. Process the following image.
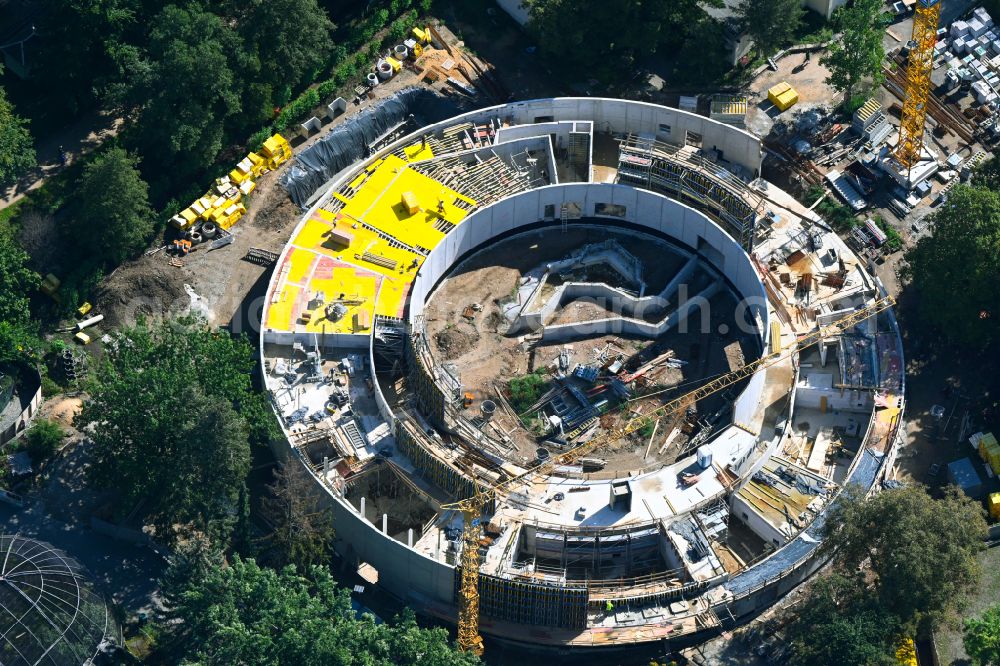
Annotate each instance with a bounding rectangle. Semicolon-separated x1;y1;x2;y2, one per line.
0;200;24;235
937;546;1000;664
508;369;548;415
811;188;862;234
874;216;903;252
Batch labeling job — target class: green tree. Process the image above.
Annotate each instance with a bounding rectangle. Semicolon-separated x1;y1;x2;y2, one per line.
901;184;1000;351
23;419;65;463
964;605;1000;666
823;485;987;633
0;232;41;364
0;232;38;324
260;460;335;571
70;147;155;266
237;0;335;106
0;69;36;188
785;574;899;666
737;0;804;57
523;0;721;82
163;556;478;666
33;0;146;116
821;0;890;106
77;318;258;545
974;156;1000;191
112;4;243;185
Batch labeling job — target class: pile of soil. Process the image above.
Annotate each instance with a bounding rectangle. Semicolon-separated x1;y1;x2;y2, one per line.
435;324;480;359
91;261;188;329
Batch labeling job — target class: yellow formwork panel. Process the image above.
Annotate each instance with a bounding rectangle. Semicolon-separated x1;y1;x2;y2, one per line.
374;277;412;320
286;247;318;285
300;262;380;334
988;492;1000;520
403;141;435;162
293;215;337;252
266;283;302;331
339;155;474;251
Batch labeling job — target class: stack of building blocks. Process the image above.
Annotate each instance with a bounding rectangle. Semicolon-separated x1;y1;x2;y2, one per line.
978;432;1000;475
170;133;292;231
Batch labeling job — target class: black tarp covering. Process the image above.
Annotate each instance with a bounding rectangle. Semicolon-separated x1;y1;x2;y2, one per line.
280;87;472;208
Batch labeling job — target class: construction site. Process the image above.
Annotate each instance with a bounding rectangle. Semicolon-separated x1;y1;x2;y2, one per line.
5;0;1000;662
259;87;906;655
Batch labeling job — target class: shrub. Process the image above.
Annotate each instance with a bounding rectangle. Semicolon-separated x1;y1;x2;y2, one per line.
23;419;65;462
508;370;548;414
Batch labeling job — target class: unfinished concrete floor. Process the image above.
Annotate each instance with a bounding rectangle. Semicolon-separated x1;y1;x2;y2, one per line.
422;225;761;473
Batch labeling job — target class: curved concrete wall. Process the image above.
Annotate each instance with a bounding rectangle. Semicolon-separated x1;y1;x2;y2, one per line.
410;182;768;356
407;97;764;176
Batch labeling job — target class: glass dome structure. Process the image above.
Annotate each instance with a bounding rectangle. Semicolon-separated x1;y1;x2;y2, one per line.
0;535;120;665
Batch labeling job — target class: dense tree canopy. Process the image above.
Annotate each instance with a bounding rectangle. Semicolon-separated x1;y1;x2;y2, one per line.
112;5;245;184
523;0;721;82
964;605;1000;666
163;556;478;666
785;574;900;666
34;0;146;116
0;232;41;365
821;0;890;105
823;485;987;633
902;184;1000;351
69;146;155;265
77;318;262;545
737;0;804;57
236;0;336;107
0;68;36;188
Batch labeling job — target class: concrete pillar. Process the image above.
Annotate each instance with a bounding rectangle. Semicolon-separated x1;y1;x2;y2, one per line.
382;514;388;534
660;254;699;304
671;280;722;334
819;340;829;367
360;496;366;518
408;528;414;547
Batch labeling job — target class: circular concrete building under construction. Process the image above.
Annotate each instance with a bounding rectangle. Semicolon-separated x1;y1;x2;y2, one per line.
261;97;905;655
0;535;121;665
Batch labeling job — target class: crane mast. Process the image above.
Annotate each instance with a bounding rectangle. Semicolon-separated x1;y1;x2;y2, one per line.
447;295;896;654
894;0;942;170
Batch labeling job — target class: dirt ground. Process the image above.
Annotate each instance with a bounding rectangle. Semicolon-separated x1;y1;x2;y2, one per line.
37;395;83;431
747;53;838;138
87;42;479;333
424;225;758;472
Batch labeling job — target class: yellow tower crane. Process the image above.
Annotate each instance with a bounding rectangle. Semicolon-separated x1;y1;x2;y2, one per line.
445;295;897;654
894;0;942;171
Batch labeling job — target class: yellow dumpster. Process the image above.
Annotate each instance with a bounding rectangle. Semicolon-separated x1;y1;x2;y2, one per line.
767;82;799;112
988;492;1000;520
77;302;92;317
74;331;91;345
